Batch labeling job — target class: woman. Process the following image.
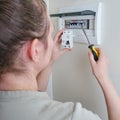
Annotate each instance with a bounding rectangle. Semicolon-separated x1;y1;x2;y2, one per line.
0;0;119;120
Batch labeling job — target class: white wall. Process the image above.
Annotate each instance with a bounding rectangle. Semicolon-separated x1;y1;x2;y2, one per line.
50;0;120;120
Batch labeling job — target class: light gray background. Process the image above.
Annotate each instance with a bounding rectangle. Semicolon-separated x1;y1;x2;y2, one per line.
49;0;120;120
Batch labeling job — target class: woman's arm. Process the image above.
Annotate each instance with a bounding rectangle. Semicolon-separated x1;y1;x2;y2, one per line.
88;48;120;120
37;29;71;91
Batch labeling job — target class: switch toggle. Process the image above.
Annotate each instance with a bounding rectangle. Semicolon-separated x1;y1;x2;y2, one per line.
65;19;89;29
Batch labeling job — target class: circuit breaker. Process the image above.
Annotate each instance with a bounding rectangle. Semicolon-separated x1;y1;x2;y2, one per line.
61;30;74;48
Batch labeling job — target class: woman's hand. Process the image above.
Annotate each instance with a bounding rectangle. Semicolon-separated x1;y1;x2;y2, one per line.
88;48;109;82
37;29;71;91
89;49;120;120
49;29;71;65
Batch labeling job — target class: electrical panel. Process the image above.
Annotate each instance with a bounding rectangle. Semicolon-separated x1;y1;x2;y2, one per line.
59;2;102;45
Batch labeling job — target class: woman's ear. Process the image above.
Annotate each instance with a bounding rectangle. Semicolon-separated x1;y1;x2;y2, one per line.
29;39;44;62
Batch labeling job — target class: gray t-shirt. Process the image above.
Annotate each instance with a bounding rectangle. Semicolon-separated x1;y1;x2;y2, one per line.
0;91;102;120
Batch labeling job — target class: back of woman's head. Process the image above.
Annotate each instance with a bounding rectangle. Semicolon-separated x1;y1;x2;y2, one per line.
0;0;49;74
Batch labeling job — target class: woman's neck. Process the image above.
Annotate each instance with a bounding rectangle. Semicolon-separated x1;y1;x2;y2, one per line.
0;72;38;91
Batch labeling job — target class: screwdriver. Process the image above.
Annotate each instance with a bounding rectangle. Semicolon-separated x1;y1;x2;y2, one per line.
81;23;99;61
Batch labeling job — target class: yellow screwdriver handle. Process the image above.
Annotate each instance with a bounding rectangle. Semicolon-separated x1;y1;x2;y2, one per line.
88;44;99;61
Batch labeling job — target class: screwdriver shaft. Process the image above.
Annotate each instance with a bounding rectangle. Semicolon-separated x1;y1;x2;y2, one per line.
81;24;91;45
